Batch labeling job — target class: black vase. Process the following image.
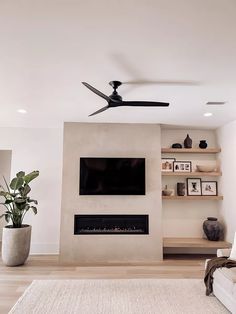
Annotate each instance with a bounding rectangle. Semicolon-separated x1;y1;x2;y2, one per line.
184;134;192;148
199;140;208;149
203;217;224;241
177;183;185;196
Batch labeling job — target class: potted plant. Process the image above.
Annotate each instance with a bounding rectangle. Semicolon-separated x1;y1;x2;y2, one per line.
0;170;39;266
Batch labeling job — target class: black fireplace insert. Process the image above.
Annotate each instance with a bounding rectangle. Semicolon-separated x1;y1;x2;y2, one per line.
74;214;149;235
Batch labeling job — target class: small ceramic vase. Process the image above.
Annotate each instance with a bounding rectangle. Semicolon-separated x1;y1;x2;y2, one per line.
199;140;208;149
184;134;192;148
177;183;185;196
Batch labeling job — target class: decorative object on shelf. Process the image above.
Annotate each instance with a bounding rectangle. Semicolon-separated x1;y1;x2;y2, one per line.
186;178;202;196
173;161;192;173
162;185;173;196
201;181;218;196
177;182;185;196
171;143;182;149
203;217;224;241
161;158;176;172
184;134;192;148
199;140;208;149
196;165;216;172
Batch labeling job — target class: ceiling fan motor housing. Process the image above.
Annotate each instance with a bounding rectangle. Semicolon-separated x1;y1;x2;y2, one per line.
109;81;123;103
109;80;122;90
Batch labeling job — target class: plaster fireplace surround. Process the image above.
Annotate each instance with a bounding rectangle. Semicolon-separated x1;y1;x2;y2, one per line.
60;122;162;265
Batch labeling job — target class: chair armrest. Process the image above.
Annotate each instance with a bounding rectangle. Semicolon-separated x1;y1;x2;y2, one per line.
217;248;231;257
205;259;211;270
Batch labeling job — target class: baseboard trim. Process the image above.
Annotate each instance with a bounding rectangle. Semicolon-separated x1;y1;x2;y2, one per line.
30;253;59;256
30;242;59;254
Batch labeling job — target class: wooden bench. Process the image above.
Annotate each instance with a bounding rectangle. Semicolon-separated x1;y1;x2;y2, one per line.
163;237;231;250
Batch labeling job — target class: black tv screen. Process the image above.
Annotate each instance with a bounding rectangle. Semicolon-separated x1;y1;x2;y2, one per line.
79;157;145;195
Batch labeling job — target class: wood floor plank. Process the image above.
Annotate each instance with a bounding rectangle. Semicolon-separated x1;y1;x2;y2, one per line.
0;254;208;314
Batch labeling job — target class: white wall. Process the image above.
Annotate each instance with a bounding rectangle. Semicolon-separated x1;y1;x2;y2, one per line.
217;121;236;242
0;127;63;254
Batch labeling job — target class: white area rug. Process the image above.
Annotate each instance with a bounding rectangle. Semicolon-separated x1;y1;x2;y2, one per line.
9;279;229;314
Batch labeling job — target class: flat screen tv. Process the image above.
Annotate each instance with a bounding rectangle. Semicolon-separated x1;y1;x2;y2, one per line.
79;157;145;195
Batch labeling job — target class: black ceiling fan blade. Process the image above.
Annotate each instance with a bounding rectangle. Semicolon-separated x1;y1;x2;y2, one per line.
89;105;109;116
120;101;169;107
82;82;110;101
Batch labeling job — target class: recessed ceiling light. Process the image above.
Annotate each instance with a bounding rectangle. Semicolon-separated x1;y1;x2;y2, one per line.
17;109;27;114
204;112;213;117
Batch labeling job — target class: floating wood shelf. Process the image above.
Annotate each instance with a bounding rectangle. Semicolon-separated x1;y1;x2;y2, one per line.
163;237;231;249
161;148;221;154
162;195;223;200
162;171;222;177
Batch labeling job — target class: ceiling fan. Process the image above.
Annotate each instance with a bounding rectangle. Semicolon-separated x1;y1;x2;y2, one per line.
82;81;169;116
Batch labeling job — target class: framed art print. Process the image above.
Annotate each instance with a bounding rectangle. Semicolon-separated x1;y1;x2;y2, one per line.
187;178;202;196
201;181;217;196
161;158;176;172
173;161;192;173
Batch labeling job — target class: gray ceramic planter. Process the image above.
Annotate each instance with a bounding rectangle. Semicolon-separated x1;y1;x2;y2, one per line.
2;225;31;266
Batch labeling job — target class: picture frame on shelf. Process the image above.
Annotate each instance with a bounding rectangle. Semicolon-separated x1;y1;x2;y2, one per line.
186;178;202;196
201;181;218;196
161;158;176;172
173;161;192;173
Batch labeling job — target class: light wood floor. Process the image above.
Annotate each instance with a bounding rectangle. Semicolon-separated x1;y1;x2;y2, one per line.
0;254;209;314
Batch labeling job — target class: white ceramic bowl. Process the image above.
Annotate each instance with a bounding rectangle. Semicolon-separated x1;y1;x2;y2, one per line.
196;165;216;172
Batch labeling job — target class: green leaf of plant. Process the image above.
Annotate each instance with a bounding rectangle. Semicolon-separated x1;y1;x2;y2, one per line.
14;198;27;210
10;177;24;191
0;191;13;201
24;185;31;196
28;198;38;205
10;193;18;197
31;206;37;215
24;171;39;184
6;193;13;200
19;185;31;197
5;199;13;204
0;203;11;210
18;187;24;196
5;214;10;223
16;171;25;178
14;198;26;204
0;190;8;198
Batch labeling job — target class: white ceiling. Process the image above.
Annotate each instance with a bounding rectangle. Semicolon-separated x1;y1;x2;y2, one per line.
0;0;236;129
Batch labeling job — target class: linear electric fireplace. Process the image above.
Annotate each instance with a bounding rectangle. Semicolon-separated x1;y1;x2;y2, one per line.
74;214;149;235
